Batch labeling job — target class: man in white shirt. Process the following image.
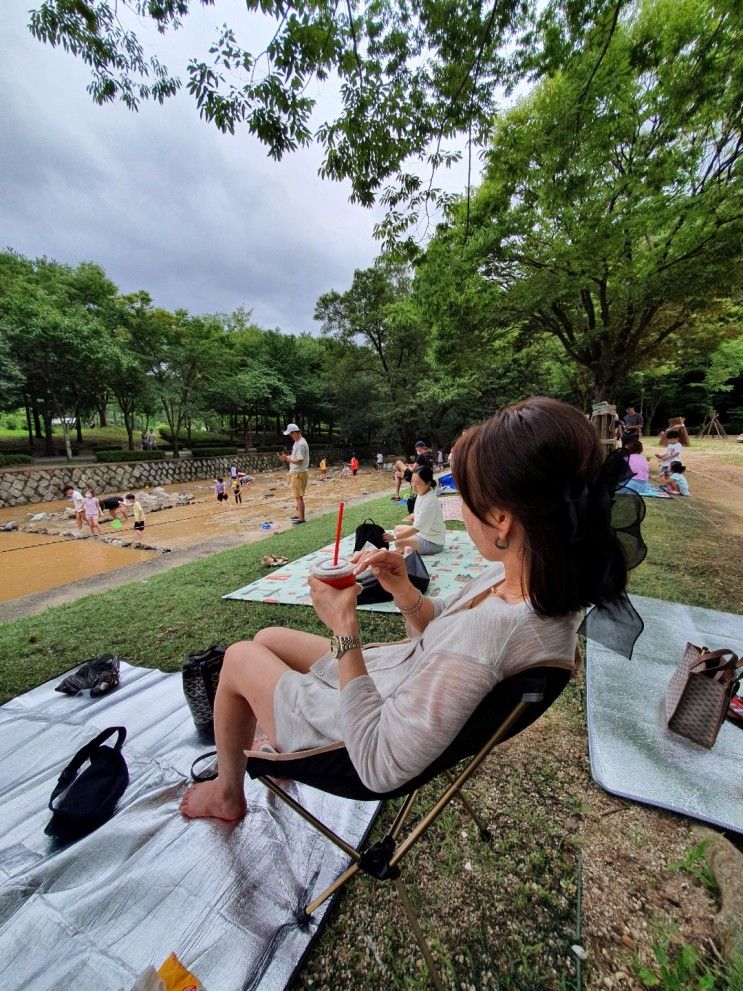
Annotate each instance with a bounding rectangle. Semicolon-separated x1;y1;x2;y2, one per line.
279;422;310;524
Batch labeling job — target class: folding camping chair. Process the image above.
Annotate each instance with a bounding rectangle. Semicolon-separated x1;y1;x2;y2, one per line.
245;661;574;990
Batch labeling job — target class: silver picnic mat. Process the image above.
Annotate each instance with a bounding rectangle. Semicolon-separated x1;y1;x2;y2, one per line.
224;531;489;612
0;662;379;991
586;595;743;833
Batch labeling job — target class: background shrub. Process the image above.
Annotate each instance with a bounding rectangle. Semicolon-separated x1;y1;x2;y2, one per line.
192;447;239;458
95;450;167;463
158;429;233;447
0;453;34;466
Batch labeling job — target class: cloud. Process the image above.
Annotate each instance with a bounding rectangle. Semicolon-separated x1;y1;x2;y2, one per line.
0;0;380;333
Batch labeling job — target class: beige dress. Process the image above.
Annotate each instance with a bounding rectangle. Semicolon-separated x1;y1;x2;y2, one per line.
273;562;579;792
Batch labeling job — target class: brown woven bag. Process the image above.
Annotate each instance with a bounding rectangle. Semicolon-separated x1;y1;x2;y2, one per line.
665;643;741;748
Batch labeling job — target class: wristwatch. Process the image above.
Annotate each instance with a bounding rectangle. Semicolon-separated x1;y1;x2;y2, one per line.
330;634;362;660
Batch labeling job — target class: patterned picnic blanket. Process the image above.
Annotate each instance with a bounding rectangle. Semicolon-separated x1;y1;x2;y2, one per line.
224;531;490;612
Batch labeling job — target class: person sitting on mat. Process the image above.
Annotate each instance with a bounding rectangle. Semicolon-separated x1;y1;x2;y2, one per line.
383;463;446;555
180;397;636;820
392;441;431;500
664;461;690;496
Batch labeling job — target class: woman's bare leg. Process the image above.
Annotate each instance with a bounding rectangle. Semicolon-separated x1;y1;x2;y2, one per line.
180;639;294;821
254;627;329;673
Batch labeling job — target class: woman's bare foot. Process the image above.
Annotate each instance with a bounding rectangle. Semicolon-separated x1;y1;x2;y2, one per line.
179;779;248;821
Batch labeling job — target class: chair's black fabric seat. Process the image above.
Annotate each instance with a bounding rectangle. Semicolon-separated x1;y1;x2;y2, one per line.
246;666;572;801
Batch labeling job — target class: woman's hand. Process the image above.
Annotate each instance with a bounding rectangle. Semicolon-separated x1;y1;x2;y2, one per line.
309;576;361;634
351;547;412;598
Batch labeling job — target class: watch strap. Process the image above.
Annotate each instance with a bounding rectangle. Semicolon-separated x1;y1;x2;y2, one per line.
331;634;362;659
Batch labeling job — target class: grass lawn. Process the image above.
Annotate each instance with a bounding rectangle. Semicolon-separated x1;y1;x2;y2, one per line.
1;491;741;990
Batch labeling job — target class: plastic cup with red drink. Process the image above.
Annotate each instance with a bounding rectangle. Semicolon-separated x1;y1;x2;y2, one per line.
310;558;357;589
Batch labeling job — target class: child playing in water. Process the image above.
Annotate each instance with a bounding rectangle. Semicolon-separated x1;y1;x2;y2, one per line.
319;457;328;479
63;484;85;530
82;489;101;534
665;461;690;496
214;478;228;506
231;476;242;504
125;493;145;531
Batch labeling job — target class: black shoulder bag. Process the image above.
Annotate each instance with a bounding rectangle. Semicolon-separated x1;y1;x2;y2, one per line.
353;519;389;552
46;726;129;844
357;551;430;605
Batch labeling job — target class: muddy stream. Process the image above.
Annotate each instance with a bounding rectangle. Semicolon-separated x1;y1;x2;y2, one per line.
0;467;398;612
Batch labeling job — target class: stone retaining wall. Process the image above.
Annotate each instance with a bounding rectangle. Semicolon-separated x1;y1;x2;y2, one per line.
0;454;284;507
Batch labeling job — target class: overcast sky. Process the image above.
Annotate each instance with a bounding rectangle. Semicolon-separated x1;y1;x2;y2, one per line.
0;0;478;335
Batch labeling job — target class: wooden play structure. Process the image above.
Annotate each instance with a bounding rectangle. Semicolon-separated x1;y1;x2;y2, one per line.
591;401;620;455
698;409;727;438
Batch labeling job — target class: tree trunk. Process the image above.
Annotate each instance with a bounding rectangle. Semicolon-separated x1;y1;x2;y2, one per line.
97;402;108;427
32;398;43;439
24;397;34;450
61;419;73;462
42;406;54;456
75;415;83;444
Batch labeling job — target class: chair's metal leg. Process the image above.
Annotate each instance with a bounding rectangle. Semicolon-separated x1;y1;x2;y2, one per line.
259;776;361;861
304;861;361;916
390;700;528;867
388;789;419;841
393;877;446;991
444;770;492;841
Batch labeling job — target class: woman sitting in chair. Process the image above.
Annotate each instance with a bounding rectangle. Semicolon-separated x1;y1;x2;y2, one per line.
181;397;633;820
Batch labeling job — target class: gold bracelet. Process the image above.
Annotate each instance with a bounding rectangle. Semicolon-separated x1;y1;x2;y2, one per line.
396;590;424;615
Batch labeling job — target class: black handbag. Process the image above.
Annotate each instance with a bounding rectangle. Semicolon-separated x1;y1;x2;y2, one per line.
45;726;129;844
354;518;389;552
406;495;417;515
357;551;430;605
182;645;225;741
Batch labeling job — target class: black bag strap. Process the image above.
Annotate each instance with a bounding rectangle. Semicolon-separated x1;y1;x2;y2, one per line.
49;727;127;810
191;750;218;782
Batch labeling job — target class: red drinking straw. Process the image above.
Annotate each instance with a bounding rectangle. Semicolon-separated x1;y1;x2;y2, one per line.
333;501;345;565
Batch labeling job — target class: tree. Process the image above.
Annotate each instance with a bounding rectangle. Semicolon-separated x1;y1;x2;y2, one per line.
129;308;225;457
315;260;431;445
27;0;620;242
0;253;120;458
0;330;24;412
420;0;743;402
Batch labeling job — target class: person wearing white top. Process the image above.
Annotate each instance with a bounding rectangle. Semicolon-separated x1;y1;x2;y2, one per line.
180;397;636;819
383;463;446;554
655;429;683;477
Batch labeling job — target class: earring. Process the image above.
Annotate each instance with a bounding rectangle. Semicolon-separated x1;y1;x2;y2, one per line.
494;535;510;550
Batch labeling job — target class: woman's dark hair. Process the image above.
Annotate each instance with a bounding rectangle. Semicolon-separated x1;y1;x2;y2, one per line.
670;461;685;473
452;397;627;617
413;463;436;488
665;429;679;439
626;438;643;454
